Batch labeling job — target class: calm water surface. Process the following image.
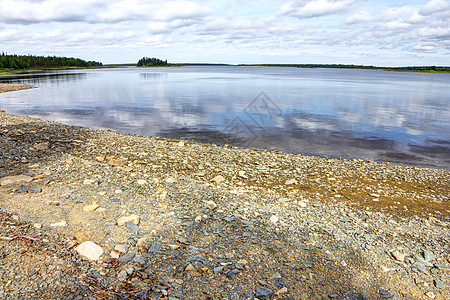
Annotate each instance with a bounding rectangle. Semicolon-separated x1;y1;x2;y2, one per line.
1;66;449;169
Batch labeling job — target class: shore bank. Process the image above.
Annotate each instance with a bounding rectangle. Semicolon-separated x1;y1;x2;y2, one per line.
0;83;34;93
0;97;449;299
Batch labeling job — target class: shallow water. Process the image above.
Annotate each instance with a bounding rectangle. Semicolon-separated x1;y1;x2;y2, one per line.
1;66;449;169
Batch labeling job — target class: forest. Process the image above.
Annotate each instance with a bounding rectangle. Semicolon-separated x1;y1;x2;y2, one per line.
136;57;168;67
0;52;102;69
239;63;450;73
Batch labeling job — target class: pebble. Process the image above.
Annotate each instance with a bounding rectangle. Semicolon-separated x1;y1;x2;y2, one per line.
270;215;279;224
165;177;177;183
344;294;367;300
114;244;127;253
434;278;445;289
33;142;49;150
83;202;100;212
285;179;298;185
117;214;140;226
425;291;436;299
206;200;217;210
255;286;274;299
125;221;140;233
185;264;197;272
108;158;127;167
422;249;435;262
110;250;120;258
136;179;147;185
391;250;405;262
133;255;146;265
50;221;67;227
75;241;104;261
46;200;61;206
83;179;96;185
434;264;450;271
117;252;135;263
211;175;225;183
117;270;127;281
299;201;307;208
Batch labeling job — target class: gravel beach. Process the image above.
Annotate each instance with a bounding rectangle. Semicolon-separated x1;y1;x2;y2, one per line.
0;84;449;299
0;84;35;94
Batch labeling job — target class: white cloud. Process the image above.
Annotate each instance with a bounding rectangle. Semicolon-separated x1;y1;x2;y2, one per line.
0;0;449;65
413;43;437;51
280;0;357;18
154;1;211;21
419;0;450;16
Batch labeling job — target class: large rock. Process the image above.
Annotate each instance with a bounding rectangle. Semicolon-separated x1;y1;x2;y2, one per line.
0;175;33;186
75;241;104;261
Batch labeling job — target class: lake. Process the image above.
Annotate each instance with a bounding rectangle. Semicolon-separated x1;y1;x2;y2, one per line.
1;66;449;169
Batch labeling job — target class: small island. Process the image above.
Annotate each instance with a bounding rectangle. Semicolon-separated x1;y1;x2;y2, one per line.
136;57;168;67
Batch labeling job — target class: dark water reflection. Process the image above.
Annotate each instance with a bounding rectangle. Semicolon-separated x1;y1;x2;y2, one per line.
0;66;449;169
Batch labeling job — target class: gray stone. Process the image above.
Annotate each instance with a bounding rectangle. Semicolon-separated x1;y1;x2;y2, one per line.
125;221;140;233
213;266;224;274
344;294;367;300
255;286;273;300
328;293;340;298
258;280;268;286
133;255;146;265
430;268;439;274
187;255;209;265
422;249;435;262
411;263;428;274
434;278;445;289
117;270;127;281
270;273;282;280
434;264;450;271
413;255;433;267
149;243;162;253
118;252;135;263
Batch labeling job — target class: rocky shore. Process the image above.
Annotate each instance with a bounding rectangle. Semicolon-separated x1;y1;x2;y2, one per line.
0;83;35;94
0;85;449;299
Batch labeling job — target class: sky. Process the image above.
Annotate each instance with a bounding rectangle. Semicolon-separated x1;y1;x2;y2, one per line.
0;0;449;66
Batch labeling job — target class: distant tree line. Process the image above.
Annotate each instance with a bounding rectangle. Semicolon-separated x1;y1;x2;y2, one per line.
238;63;450;72
0;52;103;69
137;57;168;67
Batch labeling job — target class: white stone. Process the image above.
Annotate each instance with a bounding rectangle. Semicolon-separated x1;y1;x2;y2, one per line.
270;215;279;224
114;244;127;253
110;250;120;258
75;241;104;261
206;200;217;210
165;177;177;183
50;221;67;227
83;179;96;185
285;179;298;185
117;214;140;226
83;202;100;212
391;250;405;262
136;179;147;185
212;175;225;183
